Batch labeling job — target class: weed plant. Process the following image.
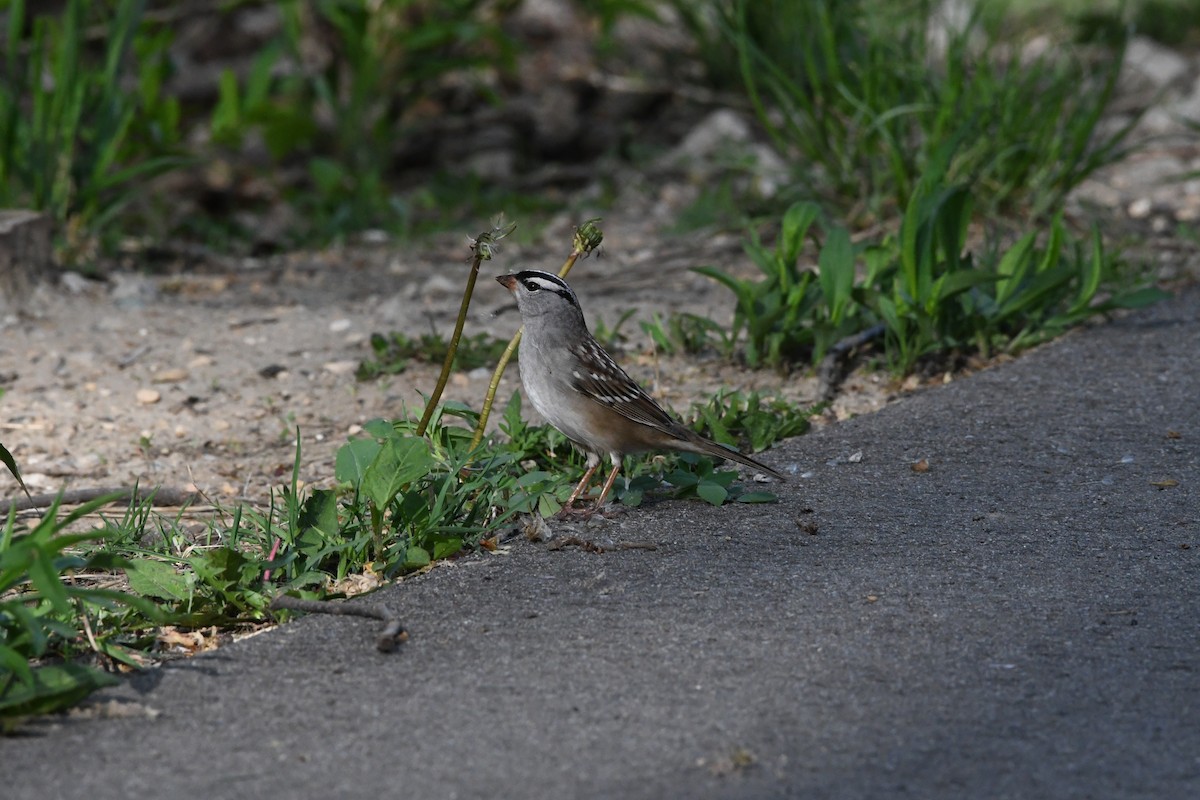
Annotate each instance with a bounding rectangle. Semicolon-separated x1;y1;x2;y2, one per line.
675;0;1136;222
0;0;185;261
700;160;1169;373
210;0;515;240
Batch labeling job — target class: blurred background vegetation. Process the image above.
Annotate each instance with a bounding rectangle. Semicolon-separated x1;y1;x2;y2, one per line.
1;0;1197;265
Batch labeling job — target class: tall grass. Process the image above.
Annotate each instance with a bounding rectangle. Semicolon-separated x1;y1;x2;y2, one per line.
675;0;1137;223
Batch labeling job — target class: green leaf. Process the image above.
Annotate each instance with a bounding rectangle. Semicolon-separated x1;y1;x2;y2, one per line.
1067;226;1104;316
363;418;394;438
697;481;728;506
734;491;778;503
1099;286;1171;310
28;547;71;616
361;436;434;509
431;536;462;560
818;225;855;322
0;662;119;719
779;201;821;266
403;546;431;569
335;438;381;485
0;643;34;687
125;558;189;601
0;442;29;497
298;489;339;540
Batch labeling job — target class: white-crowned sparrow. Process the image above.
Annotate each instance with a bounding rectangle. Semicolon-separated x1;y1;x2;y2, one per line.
497;269;785;513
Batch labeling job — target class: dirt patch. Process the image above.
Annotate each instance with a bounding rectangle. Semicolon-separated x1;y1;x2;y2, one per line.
0;199;900;511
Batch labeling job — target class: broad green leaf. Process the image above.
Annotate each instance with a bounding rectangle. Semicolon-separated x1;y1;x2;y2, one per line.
0;662;119;719
362;435;434;509
993;231;1038;305
697;481;728;506
125;559;189;601
335;438;381;485
818;225;855;322
779;201;821;266
0;643;34;686
363;418;394;438
403;546;431;569
298;489;339;541
431;536;462;560
735;491;778;503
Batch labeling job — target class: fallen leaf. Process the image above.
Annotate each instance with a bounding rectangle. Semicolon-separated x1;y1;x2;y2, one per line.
911;458;930;473
1151;479;1179;488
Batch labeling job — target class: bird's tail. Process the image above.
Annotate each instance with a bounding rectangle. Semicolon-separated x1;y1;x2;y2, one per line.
680;430;786;481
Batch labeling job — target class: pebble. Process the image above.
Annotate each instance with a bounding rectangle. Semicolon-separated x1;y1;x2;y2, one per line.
152;368;189;383
1128;197;1152;219
189;355;215;368
136;388;161;404
329;318;352;333
323;360;358;375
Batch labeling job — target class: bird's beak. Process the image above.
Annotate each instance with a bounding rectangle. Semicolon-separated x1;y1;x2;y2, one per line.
496;274;517;291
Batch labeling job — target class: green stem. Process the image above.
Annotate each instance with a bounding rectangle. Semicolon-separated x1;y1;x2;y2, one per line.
415;219;515;438
415;252;483;437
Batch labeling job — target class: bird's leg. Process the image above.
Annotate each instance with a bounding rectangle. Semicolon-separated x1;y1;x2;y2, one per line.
560;462;600;516
593;461;622;510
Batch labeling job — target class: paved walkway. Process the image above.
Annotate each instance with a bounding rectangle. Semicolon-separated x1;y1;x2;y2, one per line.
7;288;1198;800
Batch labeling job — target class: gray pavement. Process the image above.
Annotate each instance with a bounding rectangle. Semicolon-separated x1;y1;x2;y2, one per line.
5;288;1198;799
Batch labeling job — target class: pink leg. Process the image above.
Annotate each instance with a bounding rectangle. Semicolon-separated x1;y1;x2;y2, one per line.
561;462;600;514
593;464;622;509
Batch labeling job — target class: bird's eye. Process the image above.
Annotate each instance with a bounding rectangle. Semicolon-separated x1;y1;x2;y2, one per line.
522;280;540;292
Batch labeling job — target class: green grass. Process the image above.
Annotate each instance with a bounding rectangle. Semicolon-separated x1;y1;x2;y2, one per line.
674;0;1137;224
699;187;1168;374
355;331;511;381
0;0;186;263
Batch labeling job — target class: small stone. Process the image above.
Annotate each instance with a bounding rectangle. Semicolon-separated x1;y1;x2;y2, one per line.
323;360;358;375
451;372;470;388
213;420;232;431
329;318;352;333
1128;197;1152;219
136;388;160;404
152;368;189;383
188;355;215;368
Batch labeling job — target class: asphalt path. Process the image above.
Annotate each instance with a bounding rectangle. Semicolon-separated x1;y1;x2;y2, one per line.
5;288;1198;800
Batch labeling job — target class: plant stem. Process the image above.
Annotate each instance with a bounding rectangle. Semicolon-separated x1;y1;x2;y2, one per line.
415;220;514;437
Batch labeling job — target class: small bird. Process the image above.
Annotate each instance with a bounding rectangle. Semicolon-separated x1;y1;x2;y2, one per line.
497;269;785;514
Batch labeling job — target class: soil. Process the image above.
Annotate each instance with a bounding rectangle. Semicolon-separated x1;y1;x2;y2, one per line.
0;198;899;510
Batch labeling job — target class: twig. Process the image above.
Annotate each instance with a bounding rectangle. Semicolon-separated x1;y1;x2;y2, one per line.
817;323;887;401
547;535;658;553
269;594;408;653
1;486;200;515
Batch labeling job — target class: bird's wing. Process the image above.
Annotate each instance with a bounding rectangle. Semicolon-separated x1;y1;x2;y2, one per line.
567;339;682;435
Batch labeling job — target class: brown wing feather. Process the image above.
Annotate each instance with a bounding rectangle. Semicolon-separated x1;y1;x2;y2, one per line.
568;339;682;435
